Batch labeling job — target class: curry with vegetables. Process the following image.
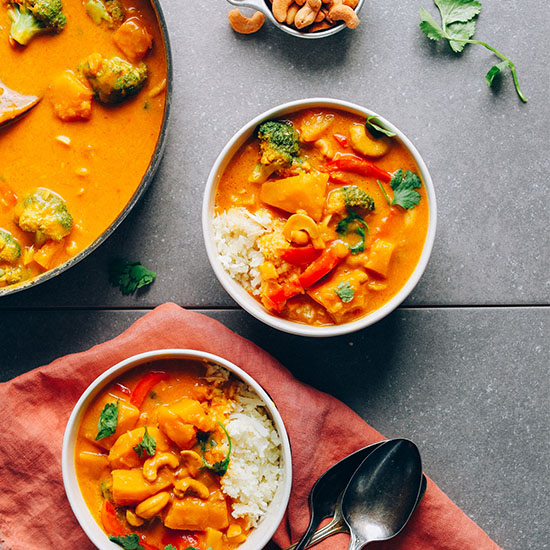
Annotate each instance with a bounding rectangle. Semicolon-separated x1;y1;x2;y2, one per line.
0;0;167;290
75;360;263;550
214;108;430;326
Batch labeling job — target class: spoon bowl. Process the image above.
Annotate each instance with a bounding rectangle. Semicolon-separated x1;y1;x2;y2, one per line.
342;439;423;549
0;78;40;128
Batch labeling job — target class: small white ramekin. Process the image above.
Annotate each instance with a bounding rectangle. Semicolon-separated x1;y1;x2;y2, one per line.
226;0;366;39
202;98;437;338
62;349;292;550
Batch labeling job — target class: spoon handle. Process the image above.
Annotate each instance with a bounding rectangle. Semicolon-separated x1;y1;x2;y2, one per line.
347;532;368;550
284;515;347;550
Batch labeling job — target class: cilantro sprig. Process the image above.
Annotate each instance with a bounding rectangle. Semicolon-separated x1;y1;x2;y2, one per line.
109;259;156;296
336;210;368;255
419;0;526;102
365;115;396;138
95;401;119;441
109;534;145;550
377;170;422;210
335;281;355;303
133;426;156;458
197;422;232;476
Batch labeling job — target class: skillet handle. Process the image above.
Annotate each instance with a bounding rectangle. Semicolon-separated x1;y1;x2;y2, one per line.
225;0;270;15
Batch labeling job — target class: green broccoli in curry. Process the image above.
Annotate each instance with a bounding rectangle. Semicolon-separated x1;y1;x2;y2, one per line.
79;53;148;104
0;229;24;286
8;0;66;46
85;0;125;28
326;185;375;218
14;188;73;246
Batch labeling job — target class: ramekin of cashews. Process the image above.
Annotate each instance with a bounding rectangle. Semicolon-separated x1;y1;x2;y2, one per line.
226;0;364;38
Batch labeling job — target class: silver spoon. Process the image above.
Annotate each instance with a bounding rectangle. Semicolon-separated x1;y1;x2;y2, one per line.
289;442;385;550
342;439;423;550
285;442;426;550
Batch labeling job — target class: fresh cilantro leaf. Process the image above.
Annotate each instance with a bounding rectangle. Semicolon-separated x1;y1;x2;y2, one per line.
419;0;527;101
335;282;355;303
365;115;396;138
198;422;232;476
485;59;511;86
109;533;144;550
99;480;112;501
109;259;156;296
164;546;178;550
389;169;423;210
95;401;119;440
336;210;368;255
133;426;156;458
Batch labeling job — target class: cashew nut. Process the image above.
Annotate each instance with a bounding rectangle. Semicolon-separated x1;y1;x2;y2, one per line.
286;3;300;25
295;0;321;29
135;491;171;519
126;509;144;527
349;123;389;158
177;450;203;478
282;213;325;249
290;230;309;245
328;2;358;28
343;0;358;7
174;478;210;500
272;0;295;22
228;9;265;34
143;452;179;482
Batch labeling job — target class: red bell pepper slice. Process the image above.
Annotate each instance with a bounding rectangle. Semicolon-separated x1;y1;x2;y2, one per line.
327;154;391;182
265;242;348;311
130;371;169;408
101;501;127;537
279;246;322;265
333;133;348;147
162;530;200;548
113;382;132;396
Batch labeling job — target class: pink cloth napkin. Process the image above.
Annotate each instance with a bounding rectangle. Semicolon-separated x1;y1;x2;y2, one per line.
0;303;501;550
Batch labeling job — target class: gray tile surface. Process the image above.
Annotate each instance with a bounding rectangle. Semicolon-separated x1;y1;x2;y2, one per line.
1;308;548;550
1;2;549;550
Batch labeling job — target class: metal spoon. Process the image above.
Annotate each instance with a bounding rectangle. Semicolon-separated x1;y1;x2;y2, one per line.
289;442;384;550
286;442;426;550
342;438;423;550
0;78;40;128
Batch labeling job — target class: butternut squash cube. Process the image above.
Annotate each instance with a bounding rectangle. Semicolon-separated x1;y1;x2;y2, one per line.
108;426;170;468
78;451;109;478
260;172;328;221
113;17;153;62
300;112;334;142
365;239;395;278
82;395;140;450
204;527;223;550
111;468;172;506
163;491;229;531
49;70;92;122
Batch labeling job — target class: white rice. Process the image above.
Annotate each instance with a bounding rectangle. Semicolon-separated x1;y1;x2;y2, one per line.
213;207;271;295
221;386;282;527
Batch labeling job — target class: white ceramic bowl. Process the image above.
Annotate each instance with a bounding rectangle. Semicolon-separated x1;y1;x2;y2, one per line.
226;0;365;39
202;98;437;337
62;349;292;550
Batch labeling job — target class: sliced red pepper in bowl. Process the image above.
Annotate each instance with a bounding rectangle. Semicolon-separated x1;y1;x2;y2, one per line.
130;371;169;408
327;153;392;182
101;501;127;537
279;246;322;265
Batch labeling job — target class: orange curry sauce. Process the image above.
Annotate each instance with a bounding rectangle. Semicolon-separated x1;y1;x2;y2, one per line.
215;108;430;326
75;360;251;550
0;0;167;286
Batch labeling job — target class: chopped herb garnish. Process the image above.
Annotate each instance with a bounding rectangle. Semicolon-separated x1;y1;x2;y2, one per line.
109;533;145;550
377;170;423;210
365;115;396;138
99;480;112;501
95;401;119;440
335;281;355;303
419;0;526;102
164;546;178;550
198;422;232;476
133;426;156;458
336;210;368;255
109;259;156;296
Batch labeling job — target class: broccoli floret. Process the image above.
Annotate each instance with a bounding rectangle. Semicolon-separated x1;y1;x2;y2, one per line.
0;265;25;285
257;120;301;167
326;185;375;218
79;53;148;104
0;229;21;264
8;0;66;46
14;188;73;245
85;0;124;28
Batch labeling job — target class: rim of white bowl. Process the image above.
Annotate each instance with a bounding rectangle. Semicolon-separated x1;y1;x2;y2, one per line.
62;349;292;550
202;98;437;338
